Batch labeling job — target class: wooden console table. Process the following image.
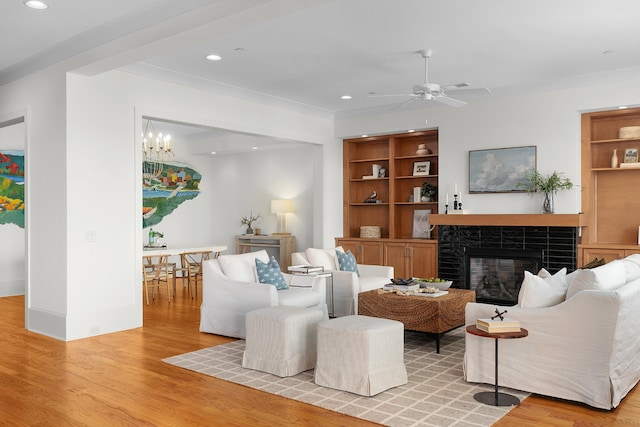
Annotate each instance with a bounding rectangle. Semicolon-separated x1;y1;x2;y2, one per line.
235;235;296;271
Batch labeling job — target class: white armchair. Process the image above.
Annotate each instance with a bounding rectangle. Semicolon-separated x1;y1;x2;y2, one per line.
199;250;327;339
292;247;393;317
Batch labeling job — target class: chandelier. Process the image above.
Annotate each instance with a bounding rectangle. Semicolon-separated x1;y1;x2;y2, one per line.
142;119;174;182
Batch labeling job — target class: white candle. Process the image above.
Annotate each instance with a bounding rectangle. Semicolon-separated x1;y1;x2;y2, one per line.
459;193;462;203
446;193;449;204
454;182;458;194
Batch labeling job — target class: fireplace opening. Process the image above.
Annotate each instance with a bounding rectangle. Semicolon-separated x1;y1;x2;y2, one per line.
465;247;543;306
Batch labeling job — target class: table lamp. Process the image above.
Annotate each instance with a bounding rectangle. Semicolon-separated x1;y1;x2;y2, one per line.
271;199;294;235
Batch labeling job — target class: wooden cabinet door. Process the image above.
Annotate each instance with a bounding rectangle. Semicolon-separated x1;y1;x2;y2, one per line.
357;240;384;265
406;242;437;279
336;239;384;265
580;248;624;266
384;242;409;278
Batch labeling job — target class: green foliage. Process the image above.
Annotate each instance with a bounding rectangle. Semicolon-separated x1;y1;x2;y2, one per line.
518;170;573;194
421;182;437;198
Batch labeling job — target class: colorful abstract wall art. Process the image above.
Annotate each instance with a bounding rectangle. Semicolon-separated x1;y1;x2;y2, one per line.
0;150;25;228
142;159;201;228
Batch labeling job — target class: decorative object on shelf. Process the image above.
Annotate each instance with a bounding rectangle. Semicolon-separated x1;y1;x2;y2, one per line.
519;169;574;214
421;182;437;202
378;167;386;177
360;226;381;238
412;209;435;239
373;164;381;178
412;161;431;176
364;190;377;203
270;199;294;235
611;149;619;168
413;187;421;204
148;228;164;245
619;126;640;139
469;146;536;193
624;148;638;163
241;211;261;235
416;144;431;156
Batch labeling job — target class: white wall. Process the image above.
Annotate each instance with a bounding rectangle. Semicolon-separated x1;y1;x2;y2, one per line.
334;77;640;215
0;120;25;296
210;145;316;255
0;68;69;337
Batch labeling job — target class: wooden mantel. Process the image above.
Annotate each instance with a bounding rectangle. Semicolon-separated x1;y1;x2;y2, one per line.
430;214;585;227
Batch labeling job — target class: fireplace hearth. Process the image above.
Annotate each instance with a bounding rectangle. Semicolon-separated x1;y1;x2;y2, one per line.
438;225;578;305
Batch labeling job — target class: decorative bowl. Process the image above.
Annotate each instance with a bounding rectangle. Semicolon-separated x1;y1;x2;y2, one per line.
413;279;453;291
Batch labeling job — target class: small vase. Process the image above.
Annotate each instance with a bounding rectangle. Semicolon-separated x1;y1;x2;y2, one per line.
542;192;554;214
246;226;254;235
611;149;619;168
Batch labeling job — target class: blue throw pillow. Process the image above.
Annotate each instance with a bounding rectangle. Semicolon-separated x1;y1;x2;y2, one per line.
255;256;289;290
336;249;360;276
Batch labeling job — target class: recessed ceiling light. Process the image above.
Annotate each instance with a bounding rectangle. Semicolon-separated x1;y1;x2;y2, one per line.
618;105;628;109
361;134;368;138
205;54;222;61
211;151;217;155
408;129;415;133
24;1;48;9
340;95;352;100
252;146;258;150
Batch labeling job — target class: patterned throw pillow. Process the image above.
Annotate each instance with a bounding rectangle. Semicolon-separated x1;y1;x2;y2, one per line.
336;249;359;276
255;257;289;290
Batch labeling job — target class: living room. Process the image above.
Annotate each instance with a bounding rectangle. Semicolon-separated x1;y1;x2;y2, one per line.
1;0;640;423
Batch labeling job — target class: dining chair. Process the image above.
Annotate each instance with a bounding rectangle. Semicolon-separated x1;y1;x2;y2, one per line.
142;254;173;305
180;251;213;298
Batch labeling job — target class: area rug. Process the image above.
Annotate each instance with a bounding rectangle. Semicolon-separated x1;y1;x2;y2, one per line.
163;327;528;427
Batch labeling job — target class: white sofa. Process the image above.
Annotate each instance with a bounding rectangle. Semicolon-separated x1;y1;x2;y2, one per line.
291;247;393;317
464;254;640;409
199;250;327;339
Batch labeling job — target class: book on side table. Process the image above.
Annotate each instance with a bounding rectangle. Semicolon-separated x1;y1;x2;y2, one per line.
476;318;521;333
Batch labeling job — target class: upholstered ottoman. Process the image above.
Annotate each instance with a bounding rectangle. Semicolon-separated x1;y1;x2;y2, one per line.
242;306;324;377
314;315;407;396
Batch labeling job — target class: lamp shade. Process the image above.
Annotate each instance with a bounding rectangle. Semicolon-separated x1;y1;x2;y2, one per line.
270;199;294;214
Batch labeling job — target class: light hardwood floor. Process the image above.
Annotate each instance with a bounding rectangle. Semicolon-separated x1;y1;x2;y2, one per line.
1;282;639;426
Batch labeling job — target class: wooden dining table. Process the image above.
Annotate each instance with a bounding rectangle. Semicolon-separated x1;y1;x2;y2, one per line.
142;245;227;300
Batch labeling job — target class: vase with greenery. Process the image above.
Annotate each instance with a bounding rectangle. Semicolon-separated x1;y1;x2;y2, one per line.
519;170;573;214
421;182;437;202
240;211;261;234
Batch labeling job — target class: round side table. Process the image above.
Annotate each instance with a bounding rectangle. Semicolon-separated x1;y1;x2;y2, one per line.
466;324;529;406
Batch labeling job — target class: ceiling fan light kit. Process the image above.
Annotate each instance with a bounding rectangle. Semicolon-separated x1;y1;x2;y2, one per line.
370;49;490;109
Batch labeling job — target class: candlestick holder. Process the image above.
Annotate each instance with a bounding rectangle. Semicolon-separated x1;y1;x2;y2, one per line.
445;204;448;214
453;194;458;210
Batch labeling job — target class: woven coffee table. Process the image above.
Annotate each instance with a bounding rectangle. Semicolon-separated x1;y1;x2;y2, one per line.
358;288;476;353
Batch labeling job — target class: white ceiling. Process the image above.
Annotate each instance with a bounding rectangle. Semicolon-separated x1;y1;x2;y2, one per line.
4;0;640;149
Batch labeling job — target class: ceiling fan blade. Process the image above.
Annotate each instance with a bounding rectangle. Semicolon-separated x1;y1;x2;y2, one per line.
390;97;419;110
368;93;418;98
442;82;471;90
445;87;491;96
435;96;467;108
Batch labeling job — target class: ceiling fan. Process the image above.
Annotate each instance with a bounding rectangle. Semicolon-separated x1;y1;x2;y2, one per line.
370;49;490;108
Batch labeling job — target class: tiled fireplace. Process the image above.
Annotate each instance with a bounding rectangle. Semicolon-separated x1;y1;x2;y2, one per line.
437;223;578;305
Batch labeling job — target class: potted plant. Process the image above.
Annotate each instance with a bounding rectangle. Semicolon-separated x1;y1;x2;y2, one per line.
519;170;573;213
240;211;261;234
421;182;437;202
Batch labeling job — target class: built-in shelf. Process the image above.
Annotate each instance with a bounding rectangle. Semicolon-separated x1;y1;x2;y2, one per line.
430;214;585;227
